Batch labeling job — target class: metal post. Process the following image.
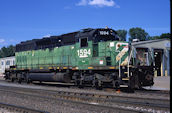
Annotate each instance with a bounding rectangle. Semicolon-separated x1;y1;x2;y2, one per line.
127;46;133;78
115;50;121;79
119;58;121;78
127;57;130;78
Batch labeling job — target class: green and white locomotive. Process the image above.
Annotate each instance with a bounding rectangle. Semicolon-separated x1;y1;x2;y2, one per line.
4;28;154;89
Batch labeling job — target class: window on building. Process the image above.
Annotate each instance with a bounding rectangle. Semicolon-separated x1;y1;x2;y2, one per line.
6;60;10;65
13;60;15;65
1;61;4;65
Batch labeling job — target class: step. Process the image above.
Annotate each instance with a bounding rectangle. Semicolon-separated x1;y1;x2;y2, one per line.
124;72;128;74
122;77;129;80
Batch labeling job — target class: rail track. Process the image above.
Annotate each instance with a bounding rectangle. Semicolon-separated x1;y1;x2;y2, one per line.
0;85;170;113
0;87;141;113
135;88;169;95
0;102;48;113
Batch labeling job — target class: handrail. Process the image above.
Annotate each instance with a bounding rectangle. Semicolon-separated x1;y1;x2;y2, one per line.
127;45;134;77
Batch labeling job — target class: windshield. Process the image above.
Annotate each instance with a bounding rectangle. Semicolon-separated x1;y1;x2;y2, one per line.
135;48;153;66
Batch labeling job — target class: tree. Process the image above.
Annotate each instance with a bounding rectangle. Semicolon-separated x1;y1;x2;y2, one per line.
0;45;15;58
129;27;149;42
148;36;160;40
116;30;127;41
0;47;7;58
159;33;170;39
148;33;170;40
6;45;15;57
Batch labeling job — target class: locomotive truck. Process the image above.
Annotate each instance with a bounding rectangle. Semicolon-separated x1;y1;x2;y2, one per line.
4;28;154;89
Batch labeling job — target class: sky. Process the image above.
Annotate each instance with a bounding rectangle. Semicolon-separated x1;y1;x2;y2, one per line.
0;0;170;48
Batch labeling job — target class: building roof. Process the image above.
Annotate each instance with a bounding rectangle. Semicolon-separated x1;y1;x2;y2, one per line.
0;56;15;60
131;38;170;46
131;38;171;50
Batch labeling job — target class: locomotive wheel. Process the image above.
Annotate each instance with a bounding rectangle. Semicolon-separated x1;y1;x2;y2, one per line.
10;77;14;82
5;72;10;80
74;79;78;86
75;80;84;88
135;75;141;89
27;79;32;84
112;80;120;89
17;78;22;84
78;80;84;88
95;80;102;90
92;79;96;87
129;76;135;89
25;73;32;84
16;73;22;84
26;77;32;84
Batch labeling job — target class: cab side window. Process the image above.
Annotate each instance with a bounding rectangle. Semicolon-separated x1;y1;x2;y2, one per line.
80;38;88;47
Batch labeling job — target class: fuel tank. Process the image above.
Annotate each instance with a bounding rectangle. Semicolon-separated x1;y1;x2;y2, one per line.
28;72;71;83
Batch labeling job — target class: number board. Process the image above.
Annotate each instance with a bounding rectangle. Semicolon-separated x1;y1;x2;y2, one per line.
77;49;91;58
99;31;109;35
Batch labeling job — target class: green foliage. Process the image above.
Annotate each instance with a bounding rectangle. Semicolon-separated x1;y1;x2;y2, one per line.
159;33;171;39
129;27;149;42
0;45;15;58
148;36;160;40
148;33;171;40
116;30;127;41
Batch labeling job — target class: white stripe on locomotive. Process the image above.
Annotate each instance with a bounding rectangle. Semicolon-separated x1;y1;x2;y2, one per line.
116;42;128;62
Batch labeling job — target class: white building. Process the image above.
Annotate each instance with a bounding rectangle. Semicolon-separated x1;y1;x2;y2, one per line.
0;56;15;74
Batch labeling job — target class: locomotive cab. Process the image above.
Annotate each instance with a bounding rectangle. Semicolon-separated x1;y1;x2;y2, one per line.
74;28;129;88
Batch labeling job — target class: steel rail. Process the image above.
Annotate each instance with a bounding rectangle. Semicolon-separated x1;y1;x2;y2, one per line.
0;85;169;106
0;89;141;113
0;86;170;112
135;89;170;95
0;102;49;113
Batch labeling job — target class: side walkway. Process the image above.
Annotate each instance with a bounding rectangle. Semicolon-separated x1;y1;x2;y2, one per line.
0;74;4;80
144;76;170;91
154;76;170;90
